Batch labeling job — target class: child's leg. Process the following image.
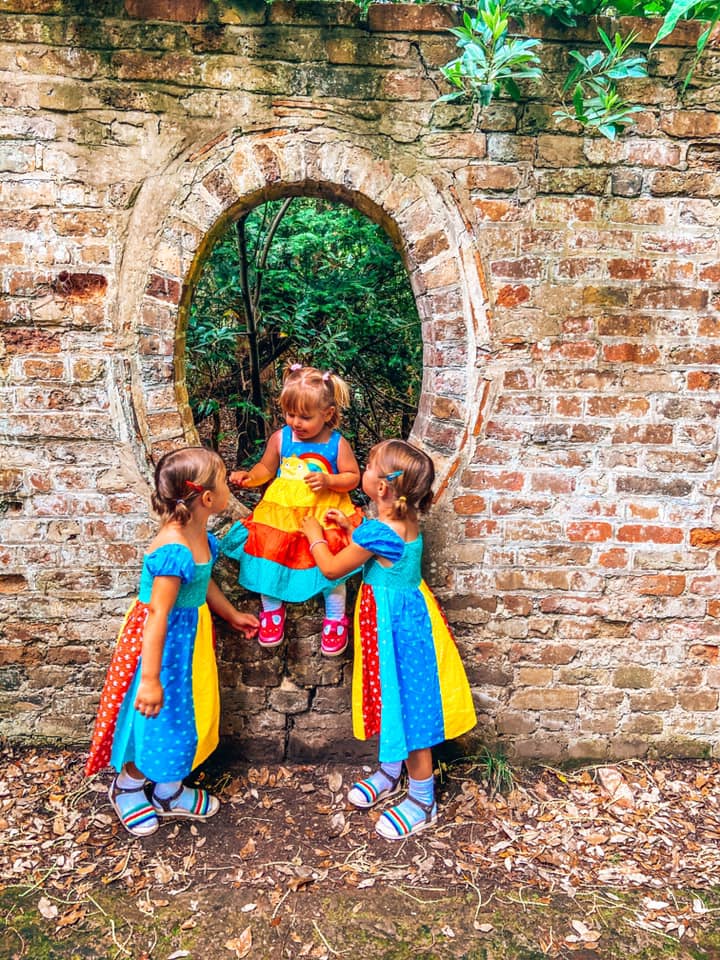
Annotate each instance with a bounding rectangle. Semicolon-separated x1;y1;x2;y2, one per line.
151;779;220;820
375;748;437;840
109;763;159;837
258;594;286;647
321;584;349;656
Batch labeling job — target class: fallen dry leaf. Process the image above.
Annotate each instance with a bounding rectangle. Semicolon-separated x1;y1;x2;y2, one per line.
225;926;252;958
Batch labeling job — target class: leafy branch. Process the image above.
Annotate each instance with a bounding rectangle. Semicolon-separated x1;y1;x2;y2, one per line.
439;0;543;106
554;28;648;139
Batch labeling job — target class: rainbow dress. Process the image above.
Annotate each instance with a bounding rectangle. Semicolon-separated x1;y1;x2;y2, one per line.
351;521;477;763
85;536;220;783
222;426;363;601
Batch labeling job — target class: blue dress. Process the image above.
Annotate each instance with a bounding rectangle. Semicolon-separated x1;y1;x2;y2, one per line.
351;521;477;763
86;536;220;783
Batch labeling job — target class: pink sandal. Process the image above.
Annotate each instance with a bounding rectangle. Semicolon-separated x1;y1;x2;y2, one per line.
258;606;286;647
321;614;349;657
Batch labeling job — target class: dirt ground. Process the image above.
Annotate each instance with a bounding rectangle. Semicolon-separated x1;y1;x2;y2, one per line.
2;742;720;960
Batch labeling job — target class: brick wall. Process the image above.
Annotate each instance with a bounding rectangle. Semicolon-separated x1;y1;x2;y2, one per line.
2;0;719;761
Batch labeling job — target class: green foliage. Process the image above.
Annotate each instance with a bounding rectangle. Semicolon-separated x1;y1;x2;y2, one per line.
186;199;422;468
554;28;648;138
438;0;543;106
507;0;609;26
650;0;720;89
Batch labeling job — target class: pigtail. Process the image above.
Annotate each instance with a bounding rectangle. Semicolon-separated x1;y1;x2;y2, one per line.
324;371;350;412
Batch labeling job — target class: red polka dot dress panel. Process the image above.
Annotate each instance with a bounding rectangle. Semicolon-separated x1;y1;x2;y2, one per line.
358;584;381;740
85;602;149;776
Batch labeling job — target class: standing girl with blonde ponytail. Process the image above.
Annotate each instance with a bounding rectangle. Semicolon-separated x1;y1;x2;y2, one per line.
302;439;476;840
86;447;258;837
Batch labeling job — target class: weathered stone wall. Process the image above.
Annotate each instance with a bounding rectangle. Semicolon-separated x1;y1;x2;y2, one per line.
2;0;720;762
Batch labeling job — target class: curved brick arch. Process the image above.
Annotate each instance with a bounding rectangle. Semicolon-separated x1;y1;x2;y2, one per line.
120;129;490;492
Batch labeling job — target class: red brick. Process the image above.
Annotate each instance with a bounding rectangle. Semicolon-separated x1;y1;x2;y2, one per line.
145;273;181;303
496;284;531;307
691;528;720;548
465;519;499;538
461;470;525;492
689;644;719;661
700;264;720;283
490;258;543;280
618;525;683;544
608;258;654;281
599;548;629;569
634;286;708;310
689;576;720;596
603;343;661;364
629;503;660;520
555;396;582;417
534;197;598;222
597;314;654;337
612;424;673;444
1;327;60;354
503;369;534;390
473;199;521;222
638;575;685;596
661;111;720;138
452;495;486;515
124;0;209;21
567;522;613;542
586;396;650;417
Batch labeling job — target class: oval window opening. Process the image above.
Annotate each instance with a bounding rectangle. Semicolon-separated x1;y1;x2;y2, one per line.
185;196;422;473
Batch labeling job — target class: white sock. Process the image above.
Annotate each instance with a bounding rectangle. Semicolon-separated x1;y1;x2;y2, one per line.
323;584;346;620
154;779;182;800
117;768;146;790
261;595;283;612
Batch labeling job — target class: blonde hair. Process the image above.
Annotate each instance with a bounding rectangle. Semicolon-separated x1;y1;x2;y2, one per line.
279;364;350;429
151;446;226;526
369;439;435;520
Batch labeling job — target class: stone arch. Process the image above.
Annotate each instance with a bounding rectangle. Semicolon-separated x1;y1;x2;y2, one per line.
116;128;490;495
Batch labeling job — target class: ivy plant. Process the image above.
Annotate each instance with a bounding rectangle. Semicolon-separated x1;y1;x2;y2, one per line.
554;28;648;138
438;0;543;106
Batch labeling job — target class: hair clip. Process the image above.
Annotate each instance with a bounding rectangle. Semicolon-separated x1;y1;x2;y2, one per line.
322;371;331;381
384;470;403;481
290;363;303;371
397;495;407;504
185;479;205;493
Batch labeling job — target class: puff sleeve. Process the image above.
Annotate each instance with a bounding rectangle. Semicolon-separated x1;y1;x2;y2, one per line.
144;544;196;583
352;520;405;562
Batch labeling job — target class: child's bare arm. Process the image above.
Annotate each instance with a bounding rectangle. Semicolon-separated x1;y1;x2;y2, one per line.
135;575;181;718
230;431;282;487
301;515;371;578
206;579;259;637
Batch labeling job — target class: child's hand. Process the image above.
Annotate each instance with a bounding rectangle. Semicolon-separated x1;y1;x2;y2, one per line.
227;610;260;637
324;508;352;533
304;471;329;493
301;514;323;542
229;470;250;487
135;678;163;718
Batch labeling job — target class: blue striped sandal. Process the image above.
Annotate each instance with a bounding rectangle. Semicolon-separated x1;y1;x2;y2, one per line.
375;795;438;840
108;777;159;838
151;785;220;820
347;767;402;809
